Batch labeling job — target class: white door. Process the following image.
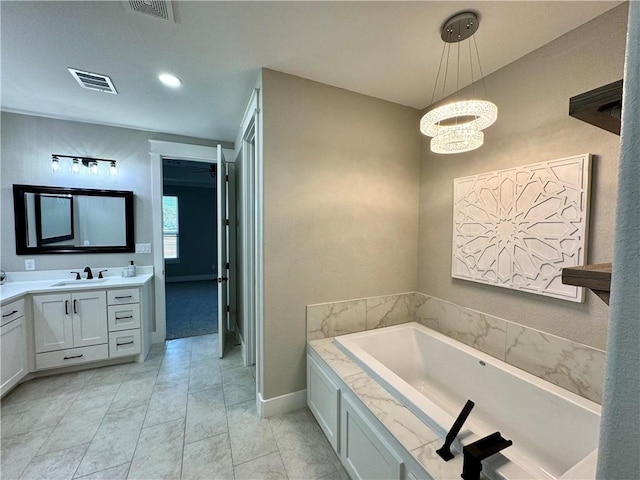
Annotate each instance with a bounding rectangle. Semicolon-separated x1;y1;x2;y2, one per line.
217;145;229;358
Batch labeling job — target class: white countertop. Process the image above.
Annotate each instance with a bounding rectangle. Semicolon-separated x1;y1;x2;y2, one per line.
0;267;154;304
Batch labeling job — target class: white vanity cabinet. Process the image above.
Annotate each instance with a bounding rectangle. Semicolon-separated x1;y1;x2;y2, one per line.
107;288;141;358
33;290;108;369
1;299;28;396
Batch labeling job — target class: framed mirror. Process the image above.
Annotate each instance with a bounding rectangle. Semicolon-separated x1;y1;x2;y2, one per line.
13;184;135;254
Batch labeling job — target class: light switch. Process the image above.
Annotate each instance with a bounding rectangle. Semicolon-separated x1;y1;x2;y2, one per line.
135;243;151;253
25;259;35;270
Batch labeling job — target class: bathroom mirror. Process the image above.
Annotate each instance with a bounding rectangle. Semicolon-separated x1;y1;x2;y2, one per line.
13;184;134;254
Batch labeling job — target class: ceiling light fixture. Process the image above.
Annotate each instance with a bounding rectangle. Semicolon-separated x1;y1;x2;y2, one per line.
158;73;182;88
420;12;497;154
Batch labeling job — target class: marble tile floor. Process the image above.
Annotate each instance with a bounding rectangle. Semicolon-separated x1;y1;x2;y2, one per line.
1;334;348;480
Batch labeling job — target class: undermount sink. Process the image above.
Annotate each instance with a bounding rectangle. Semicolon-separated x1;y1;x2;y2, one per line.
51;279;108;287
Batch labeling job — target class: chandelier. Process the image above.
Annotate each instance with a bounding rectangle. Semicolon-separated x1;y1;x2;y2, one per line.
420;12;497;154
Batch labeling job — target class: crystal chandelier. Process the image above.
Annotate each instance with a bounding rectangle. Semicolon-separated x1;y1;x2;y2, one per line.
420;12;497;154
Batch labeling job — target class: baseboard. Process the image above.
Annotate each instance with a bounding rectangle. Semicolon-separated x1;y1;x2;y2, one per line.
165;275;214;283
257;389;307;418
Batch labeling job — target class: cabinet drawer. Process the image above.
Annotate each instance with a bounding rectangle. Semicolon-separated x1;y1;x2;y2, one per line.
36;344;109;370
1;298;25;327
108;304;141;331
109;329;141;358
107;288;140;305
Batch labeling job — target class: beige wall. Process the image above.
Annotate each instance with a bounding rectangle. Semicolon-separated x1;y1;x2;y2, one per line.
417;4;628;350
261;69;421;398
0;112;225;272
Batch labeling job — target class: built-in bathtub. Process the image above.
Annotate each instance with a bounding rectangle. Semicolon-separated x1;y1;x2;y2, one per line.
334;322;601;480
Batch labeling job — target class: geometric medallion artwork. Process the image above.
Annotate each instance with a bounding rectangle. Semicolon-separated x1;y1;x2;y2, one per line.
452;154;591;302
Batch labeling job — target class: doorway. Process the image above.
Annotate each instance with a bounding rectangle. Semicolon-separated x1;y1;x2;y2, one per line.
149;140;230;357
162;158;218;340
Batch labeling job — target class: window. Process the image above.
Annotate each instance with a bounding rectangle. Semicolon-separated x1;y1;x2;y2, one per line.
163;195;179;260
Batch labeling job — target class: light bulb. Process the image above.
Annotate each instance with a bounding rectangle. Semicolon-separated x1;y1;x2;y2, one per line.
109;161;117;176
90;161;99;175
72;158;81;174
51;157;60;172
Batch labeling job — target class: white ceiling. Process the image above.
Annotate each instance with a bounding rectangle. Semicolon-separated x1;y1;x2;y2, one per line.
1;1;621;143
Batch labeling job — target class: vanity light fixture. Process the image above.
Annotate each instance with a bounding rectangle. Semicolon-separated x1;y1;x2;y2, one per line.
50;154;118;176
420;12;498;154
50;155;60;172
158;73;182;88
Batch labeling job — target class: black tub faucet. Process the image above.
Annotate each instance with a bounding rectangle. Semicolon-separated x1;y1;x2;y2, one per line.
461;432;512;480
437;399;475;461
83;266;94;279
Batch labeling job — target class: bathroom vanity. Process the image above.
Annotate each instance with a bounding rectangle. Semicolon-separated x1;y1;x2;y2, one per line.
0;268;153;397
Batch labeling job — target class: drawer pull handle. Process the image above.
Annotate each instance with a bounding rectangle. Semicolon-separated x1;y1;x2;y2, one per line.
73;299;78;314
2;310;18;317
116;315;134;321
114;295;133;299
63;354;84;360
65;300;70;315
117;341;135;346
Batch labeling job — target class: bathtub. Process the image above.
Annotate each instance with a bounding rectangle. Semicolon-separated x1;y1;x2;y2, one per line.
334;322;601;480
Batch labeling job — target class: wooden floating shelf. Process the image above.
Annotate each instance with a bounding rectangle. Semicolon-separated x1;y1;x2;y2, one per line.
569;79;622;135
562;263;612;305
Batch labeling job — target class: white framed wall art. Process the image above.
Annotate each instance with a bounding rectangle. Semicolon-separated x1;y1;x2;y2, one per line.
452;153;591;302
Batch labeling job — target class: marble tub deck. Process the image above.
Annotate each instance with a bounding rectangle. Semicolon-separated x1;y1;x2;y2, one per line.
308;337;467;479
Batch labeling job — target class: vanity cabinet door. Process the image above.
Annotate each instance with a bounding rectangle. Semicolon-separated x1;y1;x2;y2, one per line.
1;315;27;396
340;394;404;480
72;291;107;347
307;354;340;452
33;293;74;353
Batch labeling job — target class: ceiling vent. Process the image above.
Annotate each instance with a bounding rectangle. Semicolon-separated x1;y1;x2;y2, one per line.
123;0;175;22
68;68;118;94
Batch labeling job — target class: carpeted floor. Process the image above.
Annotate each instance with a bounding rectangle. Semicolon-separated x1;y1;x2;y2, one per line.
165;280;218;339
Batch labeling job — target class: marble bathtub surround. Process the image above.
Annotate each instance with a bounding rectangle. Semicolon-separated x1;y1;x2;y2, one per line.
307;291;605;403
413;292;605;404
365;294;414;330
504;324;605;404
306;292;416;340
413;293;507;360
306;299;366;341
344;372;439;451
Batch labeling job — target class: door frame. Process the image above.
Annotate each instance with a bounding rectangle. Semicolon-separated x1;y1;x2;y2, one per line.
149;140;220;344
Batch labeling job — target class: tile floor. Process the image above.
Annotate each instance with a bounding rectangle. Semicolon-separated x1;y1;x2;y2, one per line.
1;334;348;480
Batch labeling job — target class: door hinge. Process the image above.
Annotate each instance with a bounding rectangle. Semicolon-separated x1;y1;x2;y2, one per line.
225;262;230;270
225;219;229;226
225;174;229;182
226;305;230;313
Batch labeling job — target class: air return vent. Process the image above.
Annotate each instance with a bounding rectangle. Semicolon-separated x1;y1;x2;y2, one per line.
68;68;118;94
123;0;175;22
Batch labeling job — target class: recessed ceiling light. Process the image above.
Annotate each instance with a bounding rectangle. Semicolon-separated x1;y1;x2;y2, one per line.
159;73;182;88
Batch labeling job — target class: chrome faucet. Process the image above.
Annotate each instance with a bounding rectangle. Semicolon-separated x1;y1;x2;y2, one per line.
83;266;94;280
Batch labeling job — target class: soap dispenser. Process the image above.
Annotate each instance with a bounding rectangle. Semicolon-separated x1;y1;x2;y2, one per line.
129;260;136;277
